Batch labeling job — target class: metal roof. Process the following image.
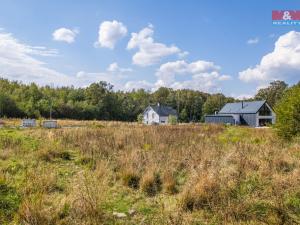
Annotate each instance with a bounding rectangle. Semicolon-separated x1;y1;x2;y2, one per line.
148;104;177;117
219;100;266;114
205;114;234;117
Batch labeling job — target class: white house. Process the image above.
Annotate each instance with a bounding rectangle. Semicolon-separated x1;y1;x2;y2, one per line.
143;103;177;125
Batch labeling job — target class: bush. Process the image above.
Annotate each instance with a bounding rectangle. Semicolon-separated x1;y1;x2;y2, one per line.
137;114;143;124
168;115;177;125
275;85;300;139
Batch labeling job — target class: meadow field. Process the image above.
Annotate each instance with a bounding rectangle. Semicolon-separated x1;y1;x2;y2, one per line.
0;120;300;224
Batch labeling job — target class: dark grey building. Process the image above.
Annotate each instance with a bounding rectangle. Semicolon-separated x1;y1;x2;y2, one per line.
204;100;275;127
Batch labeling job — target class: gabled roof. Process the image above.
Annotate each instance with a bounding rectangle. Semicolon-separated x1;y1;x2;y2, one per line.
219;100;266;114
146;104;177;117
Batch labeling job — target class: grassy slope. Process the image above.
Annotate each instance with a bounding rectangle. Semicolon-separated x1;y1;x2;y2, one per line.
0;121;300;224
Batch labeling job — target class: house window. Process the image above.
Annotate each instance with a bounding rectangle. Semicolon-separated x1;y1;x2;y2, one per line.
152;113;155;119
259;118;272;126
259;104;271;116
161;120;165;123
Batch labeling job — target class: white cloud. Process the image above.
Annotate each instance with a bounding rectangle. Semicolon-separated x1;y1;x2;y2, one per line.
124;80;154;91
231;93;254;100
154;60;231;92
52;28;79;43
247;37;259;45
107;62;132;73
75;63;132;89
178;51;189;58
95;20;127;49
0;31;72;85
239;31;300;85
127;25;183;66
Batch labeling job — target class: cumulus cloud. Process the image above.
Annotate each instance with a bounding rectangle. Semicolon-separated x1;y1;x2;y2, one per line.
247;37;259;45
127;25;183;66
154;60;231;92
0;31;72;85
239;31;300;85
230;93;254;100
107;62;132;73
95;20;127;49
178;51;189;58
124;80;154;91
76;62;132;89
52;28;79;43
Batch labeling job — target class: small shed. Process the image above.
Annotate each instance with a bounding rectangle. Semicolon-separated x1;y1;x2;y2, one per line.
21;119;36;128
43;120;58;128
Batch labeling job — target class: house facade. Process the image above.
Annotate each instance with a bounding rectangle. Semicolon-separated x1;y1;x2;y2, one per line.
205;100;275;127
143;103;177;125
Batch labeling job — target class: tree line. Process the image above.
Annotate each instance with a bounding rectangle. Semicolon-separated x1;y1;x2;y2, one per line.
0;78;289;122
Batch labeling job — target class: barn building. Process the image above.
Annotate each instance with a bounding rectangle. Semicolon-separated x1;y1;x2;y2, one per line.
205;100;276;127
143;103;177;125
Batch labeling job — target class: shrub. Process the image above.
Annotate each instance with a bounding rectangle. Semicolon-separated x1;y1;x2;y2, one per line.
168;115;177;125
137;114;143;123
141;172;162;197
275;85;300;139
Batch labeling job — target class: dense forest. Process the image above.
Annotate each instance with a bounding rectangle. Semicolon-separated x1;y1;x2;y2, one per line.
0;78;288;122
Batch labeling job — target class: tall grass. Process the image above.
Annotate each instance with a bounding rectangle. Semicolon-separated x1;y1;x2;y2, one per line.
0;121;300;224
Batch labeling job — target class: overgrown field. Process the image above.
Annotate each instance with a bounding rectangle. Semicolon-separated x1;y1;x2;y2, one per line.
1;121;300;224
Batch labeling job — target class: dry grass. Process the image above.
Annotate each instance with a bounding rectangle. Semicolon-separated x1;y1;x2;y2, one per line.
0;121;300;224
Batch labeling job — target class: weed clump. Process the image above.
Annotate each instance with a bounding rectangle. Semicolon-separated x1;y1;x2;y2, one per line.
39;149;72;162
163;171;178;194
122;170;140;189
180;176;220;211
141;172;162;197
0;178;20;224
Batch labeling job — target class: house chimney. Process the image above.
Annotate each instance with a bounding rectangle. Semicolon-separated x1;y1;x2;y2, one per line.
157;102;160;107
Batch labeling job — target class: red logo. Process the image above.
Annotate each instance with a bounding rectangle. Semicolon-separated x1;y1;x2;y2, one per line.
272;10;300;20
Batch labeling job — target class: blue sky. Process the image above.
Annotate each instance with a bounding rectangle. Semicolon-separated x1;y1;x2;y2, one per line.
0;0;299;98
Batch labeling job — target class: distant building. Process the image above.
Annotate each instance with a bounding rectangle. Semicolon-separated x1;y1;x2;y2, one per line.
21;119;36;128
43;120;58;128
205;100;276;127
143;103;177;125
